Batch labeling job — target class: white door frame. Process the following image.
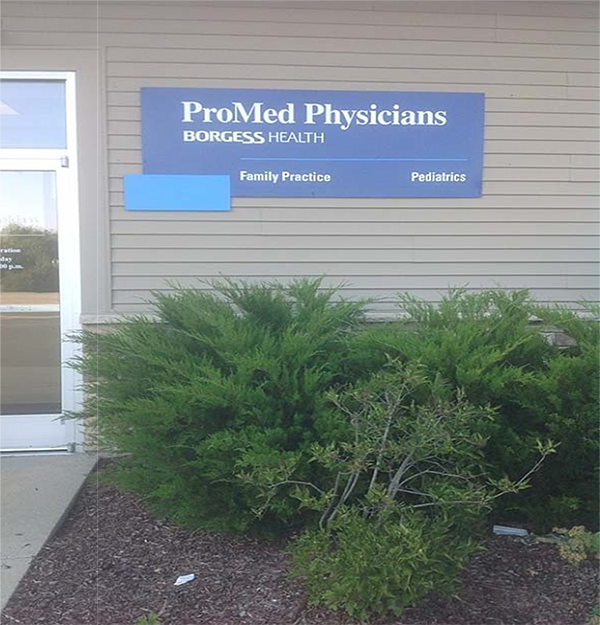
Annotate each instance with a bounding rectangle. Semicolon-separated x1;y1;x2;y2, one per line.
0;71;83;452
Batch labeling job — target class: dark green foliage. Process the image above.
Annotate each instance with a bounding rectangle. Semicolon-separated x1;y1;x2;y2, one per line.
248;362;504;533
353;290;599;530
512;304;599;529
71;282;597;535
71;279;366;533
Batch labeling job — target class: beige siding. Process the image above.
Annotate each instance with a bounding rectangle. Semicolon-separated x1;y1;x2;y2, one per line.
2;1;598;313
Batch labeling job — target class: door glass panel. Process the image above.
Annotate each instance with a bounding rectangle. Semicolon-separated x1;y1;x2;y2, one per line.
0;170;61;415
0;80;67;148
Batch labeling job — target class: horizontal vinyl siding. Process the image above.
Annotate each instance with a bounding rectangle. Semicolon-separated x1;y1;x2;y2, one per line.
3;1;598;313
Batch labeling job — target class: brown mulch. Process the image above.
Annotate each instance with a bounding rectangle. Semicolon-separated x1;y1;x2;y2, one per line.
2;463;598;625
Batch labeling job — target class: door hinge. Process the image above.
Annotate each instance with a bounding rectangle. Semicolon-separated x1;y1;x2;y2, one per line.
61;156;70;168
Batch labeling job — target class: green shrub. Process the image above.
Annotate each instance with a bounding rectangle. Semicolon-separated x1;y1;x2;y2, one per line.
284;365;490;620
291;509;480;621
248;362;517;529
516;304;599;529
351;290;598;530
510;357;598;529
71;282;596;534
277;363;551;620
71;279;367;534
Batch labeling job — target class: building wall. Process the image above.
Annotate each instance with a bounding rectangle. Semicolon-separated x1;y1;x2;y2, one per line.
2;1;598;316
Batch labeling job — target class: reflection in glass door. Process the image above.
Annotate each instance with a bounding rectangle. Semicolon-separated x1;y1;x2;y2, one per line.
1;170;61;415
0;72;80;451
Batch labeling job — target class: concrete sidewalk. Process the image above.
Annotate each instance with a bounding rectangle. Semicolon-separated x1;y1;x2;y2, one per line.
0;453;97;610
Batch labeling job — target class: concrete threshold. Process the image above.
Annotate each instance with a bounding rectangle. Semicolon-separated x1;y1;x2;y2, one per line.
0;453;98;611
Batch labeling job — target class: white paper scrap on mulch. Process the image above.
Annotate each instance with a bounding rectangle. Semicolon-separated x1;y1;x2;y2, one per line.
174;573;196;586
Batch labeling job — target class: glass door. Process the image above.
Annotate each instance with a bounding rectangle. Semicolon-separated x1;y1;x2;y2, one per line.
0;160;79;450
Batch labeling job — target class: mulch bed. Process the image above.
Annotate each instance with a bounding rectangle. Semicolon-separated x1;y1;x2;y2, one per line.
3;462;598;625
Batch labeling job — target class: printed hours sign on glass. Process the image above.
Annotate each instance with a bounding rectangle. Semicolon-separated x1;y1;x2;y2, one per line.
141;88;485;198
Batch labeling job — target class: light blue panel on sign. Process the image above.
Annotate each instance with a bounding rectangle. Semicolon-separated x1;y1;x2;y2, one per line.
124;174;230;211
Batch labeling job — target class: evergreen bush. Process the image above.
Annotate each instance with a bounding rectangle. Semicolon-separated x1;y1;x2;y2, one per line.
71;283;597;533
71;279;367;533
353;290;599;530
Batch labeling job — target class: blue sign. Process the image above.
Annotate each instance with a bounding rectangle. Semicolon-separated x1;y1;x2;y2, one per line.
124;175;230;211
142;88;485;198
